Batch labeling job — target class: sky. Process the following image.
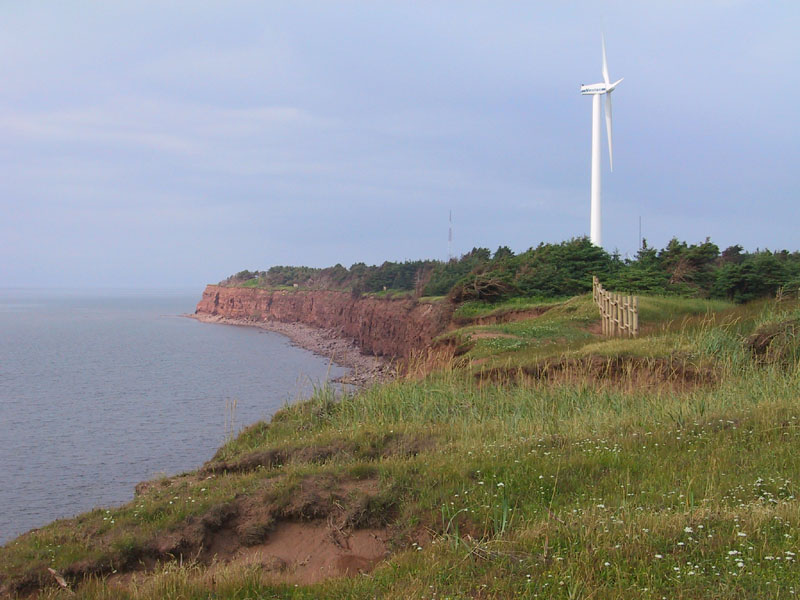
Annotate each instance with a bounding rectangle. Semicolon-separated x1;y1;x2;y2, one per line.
1;1;798;288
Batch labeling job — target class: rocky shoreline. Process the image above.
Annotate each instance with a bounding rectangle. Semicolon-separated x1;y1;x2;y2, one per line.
187;313;395;386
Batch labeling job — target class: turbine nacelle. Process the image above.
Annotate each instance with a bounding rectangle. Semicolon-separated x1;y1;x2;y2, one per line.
580;78;623;95
580;82;608;95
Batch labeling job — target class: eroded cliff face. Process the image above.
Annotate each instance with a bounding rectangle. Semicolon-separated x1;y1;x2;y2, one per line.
195;285;451;358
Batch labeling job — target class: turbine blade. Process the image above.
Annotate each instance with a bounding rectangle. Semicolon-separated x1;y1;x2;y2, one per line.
605;92;613;171
608;77;624;92
601;36;610;85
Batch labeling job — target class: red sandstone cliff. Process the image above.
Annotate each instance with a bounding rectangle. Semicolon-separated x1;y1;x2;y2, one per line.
195;285;452;358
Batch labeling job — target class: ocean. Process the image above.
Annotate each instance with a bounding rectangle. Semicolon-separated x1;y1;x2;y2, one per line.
0;289;345;545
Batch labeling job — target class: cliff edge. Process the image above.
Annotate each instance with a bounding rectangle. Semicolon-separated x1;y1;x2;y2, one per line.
194;285;452;359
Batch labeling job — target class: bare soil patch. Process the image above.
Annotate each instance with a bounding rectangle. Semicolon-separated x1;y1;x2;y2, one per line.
217;521;388;585
475;354;717;391
9;476;397;598
156;476;392;584
585;320;603;335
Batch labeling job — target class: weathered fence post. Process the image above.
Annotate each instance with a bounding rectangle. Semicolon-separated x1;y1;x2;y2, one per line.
591;277;639;338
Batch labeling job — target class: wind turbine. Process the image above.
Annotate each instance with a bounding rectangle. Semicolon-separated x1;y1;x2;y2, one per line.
580;36;622;247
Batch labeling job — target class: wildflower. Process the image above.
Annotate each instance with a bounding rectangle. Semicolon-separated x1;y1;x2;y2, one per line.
684;527;693;533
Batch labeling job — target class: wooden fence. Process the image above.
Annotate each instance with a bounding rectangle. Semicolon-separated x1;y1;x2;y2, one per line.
592;276;639;337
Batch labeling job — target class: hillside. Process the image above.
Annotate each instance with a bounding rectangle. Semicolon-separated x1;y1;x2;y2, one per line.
3;288;800;598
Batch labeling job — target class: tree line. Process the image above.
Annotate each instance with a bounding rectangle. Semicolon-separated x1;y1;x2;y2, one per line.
225;237;800;304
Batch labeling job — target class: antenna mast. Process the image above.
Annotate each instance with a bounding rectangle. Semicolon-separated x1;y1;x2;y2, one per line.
448;210;453;261
639;216;643;250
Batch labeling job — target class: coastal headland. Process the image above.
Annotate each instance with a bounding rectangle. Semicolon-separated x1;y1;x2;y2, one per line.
190;285;453;384
4;281;800;598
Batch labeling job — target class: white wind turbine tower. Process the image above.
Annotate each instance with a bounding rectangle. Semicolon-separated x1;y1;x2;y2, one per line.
580;36;622;247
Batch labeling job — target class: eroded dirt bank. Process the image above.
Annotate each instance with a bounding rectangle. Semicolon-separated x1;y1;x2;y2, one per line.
194;285;452;361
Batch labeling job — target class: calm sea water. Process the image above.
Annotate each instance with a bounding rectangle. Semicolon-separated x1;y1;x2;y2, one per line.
0;289;345;545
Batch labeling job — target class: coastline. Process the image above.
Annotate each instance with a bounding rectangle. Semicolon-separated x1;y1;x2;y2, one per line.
187;313;395;386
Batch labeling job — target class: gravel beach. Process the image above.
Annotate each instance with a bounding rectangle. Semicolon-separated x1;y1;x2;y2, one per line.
187;313;395;386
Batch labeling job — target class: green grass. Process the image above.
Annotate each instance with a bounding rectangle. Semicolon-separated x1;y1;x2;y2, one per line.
457;294;742;367
4;295;800;599
363;289;415;299
452;296;568;321
417;295;445;303
455;295;597;363
636;295;734;324
235;279;297;291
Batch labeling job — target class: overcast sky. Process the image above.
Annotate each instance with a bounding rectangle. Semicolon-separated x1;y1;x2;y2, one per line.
1;1;798;288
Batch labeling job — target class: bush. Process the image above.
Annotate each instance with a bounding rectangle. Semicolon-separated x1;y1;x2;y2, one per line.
448;274;517;304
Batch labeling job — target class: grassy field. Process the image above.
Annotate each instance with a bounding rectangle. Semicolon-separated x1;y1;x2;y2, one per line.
3;294;800;599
